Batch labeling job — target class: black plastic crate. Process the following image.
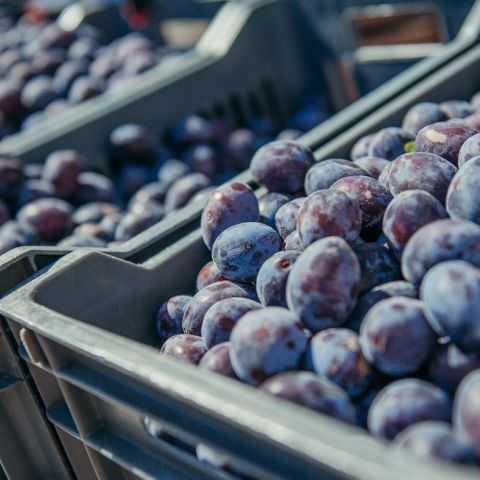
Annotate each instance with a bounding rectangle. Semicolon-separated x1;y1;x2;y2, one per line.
4;43;480;479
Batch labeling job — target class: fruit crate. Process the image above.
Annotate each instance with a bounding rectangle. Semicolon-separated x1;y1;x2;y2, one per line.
0;0;332;165
3;43;480;480
3;0;480;164
0;0;479;477
296;0;480;95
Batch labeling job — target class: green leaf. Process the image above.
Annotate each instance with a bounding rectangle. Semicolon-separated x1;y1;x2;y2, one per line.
405;141;416;153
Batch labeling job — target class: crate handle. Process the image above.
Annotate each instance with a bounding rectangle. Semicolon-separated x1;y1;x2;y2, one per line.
20;329;49;368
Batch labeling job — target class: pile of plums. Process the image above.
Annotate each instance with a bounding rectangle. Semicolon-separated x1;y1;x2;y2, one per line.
0;8;181;138
0;96;328;254
156;98;480;471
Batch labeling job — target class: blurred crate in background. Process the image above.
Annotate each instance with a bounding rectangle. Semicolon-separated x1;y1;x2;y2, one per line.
296;0;479;94
348;4;446;45
19;1;224;44
300;0;475;47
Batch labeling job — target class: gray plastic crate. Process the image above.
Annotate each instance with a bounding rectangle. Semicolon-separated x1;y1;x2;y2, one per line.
0;201;212;480
4;43;480;479
0;1;479;477
3;0;480;164
0;0;338;167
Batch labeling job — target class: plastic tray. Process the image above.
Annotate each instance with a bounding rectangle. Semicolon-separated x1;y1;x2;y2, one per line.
4;43;480;480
